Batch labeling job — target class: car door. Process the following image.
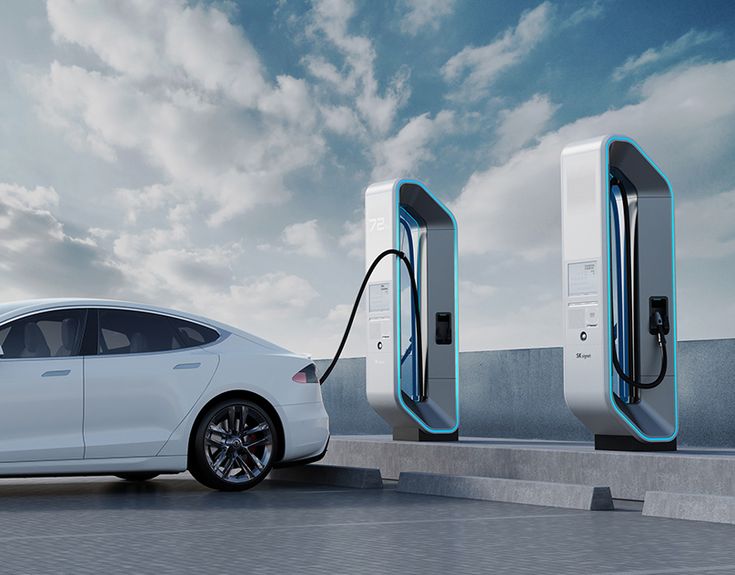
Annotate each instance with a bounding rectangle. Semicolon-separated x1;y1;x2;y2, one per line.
0;308;87;462
83;309;219;458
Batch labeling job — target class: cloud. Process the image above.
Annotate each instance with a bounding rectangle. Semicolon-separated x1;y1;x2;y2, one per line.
612;29;719;81
112;234;240;300
459;287;561;352
185;271;334;355
338;218;364;259
0;182;59;210
321;104;364;136
442;2;551;101
281;220;328;258
565;1;604;27
495;94;558;157
200;272;319;323
399;0;456;35
306;0;411;134
33;1;325;227
0;183;123;300
259;220;330;258
371;110;454;180
46;0;268;105
677;189;735;259
460;280;497;299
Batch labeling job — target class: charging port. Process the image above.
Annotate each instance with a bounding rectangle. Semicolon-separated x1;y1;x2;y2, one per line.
649;297;670;336
435;312;452;345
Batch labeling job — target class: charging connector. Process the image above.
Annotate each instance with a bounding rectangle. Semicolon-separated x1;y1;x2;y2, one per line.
612;298;669;390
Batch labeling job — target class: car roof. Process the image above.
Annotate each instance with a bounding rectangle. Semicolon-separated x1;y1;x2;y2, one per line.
0;298;293;354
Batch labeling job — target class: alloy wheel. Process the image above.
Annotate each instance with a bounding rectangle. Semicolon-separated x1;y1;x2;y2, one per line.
203;403;273;484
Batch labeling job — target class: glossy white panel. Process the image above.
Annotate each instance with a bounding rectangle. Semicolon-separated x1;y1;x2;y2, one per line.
0;357;83;462
83;349;218;458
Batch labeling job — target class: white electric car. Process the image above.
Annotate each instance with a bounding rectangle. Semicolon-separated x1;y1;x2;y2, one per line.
0;298;330;491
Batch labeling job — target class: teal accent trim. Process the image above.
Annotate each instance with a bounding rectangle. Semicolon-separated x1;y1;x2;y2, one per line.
399;206;421;400
604;136;679;442
394;178;460;434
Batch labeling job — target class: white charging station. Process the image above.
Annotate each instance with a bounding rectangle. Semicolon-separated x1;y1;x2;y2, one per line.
561;135;677;451
364;179;459;441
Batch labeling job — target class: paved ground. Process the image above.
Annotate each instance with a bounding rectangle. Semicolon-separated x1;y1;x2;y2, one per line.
0;474;733;575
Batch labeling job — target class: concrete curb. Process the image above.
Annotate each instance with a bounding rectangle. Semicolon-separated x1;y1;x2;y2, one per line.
268;464;383;489
322;436;735;500
643;491;735;524
397;471;613;510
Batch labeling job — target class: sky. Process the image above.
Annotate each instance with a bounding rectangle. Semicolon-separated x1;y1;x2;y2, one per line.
1;0;734;358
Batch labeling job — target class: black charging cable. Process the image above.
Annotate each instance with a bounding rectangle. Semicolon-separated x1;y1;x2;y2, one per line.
319;250;424;399
611;301;668;390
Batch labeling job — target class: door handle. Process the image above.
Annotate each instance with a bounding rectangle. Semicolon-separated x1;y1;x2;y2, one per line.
42;369;71;377
174;362;201;370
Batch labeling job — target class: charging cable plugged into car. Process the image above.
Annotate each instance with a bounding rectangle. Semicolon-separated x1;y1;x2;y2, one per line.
318;249;422;389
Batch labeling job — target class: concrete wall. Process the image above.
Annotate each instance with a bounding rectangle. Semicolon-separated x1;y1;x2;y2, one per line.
316;338;735;448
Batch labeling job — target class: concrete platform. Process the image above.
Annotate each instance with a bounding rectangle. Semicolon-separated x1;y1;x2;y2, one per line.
397;472;613;510
643;491;735;525
322;435;735;501
268;464;383;489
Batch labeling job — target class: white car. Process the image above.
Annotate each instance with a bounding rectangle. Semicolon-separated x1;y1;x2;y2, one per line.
0;298;330;491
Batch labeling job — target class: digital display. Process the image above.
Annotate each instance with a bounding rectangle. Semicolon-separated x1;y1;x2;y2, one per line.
368;283;391;312
568;261;597;297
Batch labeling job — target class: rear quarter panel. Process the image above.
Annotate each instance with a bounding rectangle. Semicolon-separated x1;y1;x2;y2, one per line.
157;334;325;459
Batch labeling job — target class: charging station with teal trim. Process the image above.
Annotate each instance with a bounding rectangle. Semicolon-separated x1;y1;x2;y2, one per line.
364;179;459;442
561;136;678;452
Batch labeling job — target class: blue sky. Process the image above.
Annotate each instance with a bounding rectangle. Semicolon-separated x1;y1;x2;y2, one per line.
1;0;734;357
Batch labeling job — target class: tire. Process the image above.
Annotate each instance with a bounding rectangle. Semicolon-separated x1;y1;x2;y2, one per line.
189;398;279;491
115;472;159;482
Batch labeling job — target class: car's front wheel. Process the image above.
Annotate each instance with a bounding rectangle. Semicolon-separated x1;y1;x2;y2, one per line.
189;399;278;491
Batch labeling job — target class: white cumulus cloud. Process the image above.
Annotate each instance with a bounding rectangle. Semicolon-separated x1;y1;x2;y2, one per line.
399;0;456;35
442;2;551;101
495;94;559;157
371;110;454;180
34;0;325;227
281;219;328;258
306;0;411;134
612;29;720;81
677;189;735;259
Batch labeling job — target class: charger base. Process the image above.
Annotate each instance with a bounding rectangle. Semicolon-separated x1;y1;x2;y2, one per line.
393;428;459;442
595;434;677;452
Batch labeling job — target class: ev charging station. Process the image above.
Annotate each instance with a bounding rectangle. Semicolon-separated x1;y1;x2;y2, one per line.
561;136;678;451
364;179;459;441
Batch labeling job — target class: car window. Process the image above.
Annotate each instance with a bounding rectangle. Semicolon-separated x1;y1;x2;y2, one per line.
98;310;182;355
0;309;87;359
168;317;219;348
